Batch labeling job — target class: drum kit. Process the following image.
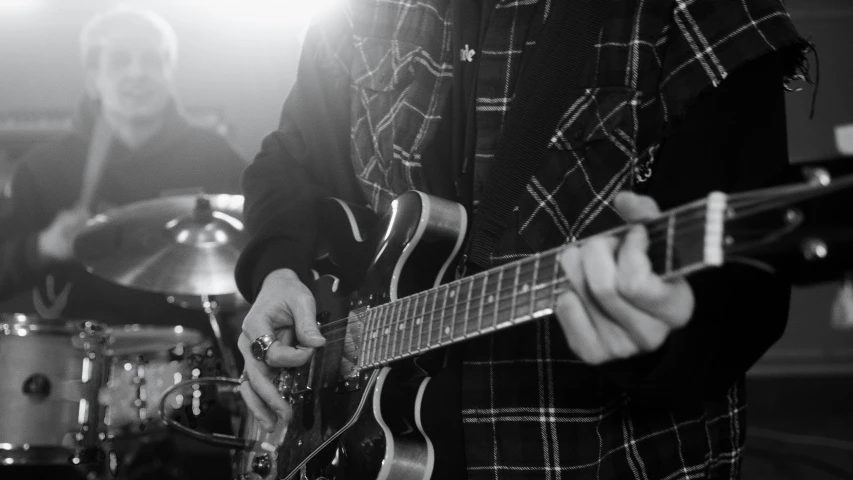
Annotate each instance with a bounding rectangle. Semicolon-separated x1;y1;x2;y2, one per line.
0;193;250;478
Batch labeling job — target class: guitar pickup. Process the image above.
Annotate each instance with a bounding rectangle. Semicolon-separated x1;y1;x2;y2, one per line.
278;360;315;405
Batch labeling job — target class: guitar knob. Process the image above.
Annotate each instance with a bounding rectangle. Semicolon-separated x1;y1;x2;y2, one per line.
252;453;272;477
802;238;828;261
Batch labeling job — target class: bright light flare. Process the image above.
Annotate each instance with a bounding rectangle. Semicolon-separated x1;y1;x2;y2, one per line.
0;0;41;8
191;0;339;27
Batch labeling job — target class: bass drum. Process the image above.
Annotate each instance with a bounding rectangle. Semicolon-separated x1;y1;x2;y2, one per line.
0;314;107;466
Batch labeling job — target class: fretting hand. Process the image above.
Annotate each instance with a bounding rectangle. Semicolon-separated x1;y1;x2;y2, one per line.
554;191;694;364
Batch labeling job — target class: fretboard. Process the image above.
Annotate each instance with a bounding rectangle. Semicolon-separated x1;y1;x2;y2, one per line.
356;195;720;369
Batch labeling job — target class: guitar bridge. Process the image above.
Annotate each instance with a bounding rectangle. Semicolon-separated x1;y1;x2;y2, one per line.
278;361;315;405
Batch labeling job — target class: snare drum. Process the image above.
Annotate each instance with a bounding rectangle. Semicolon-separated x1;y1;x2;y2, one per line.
0;314;106;465
99;324;210;438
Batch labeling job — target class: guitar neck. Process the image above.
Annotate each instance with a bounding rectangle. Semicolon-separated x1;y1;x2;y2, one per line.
356;194;727;369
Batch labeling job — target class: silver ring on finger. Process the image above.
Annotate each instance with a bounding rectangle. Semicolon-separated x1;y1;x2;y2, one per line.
238;370;249;383
251;334;275;363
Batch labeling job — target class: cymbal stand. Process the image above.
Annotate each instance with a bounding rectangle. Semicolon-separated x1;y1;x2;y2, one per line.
201;294;240;379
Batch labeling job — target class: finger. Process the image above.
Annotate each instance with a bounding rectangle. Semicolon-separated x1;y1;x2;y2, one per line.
562;243;650;359
289;289;326;348
557;246;609;363
617;225;694;326
613;191;660;222
238;335;290;423
261;328;314;368
554;290;606;364
241;304;300;367
238;378;277;432
583;234;670;351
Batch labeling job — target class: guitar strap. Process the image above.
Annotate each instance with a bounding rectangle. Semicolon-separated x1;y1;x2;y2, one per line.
464;0;614;270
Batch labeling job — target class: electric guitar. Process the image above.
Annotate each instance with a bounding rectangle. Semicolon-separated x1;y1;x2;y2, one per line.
231;168;853;480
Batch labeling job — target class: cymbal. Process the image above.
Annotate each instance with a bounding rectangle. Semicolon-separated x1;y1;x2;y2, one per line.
75;194;247;297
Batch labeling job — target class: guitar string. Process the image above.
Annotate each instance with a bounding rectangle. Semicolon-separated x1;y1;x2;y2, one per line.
305;187;832;362
316;275;571;351
259;181;844;368
314;201;723;340
312;201;710;336
340;181;827;340
307;185;818;346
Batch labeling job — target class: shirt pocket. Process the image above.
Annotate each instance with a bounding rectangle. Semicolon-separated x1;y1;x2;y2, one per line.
349;36;451;211
514;87;641;253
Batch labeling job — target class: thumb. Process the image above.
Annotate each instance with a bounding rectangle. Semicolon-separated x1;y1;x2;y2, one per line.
613;191;660;222
291;294;326;348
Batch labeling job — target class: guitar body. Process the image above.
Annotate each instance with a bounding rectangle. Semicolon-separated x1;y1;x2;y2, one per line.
233;170;853;480
234;191;468;480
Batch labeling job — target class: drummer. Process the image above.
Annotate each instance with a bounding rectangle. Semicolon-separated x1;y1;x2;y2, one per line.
0;6;245;326
0;7;245;480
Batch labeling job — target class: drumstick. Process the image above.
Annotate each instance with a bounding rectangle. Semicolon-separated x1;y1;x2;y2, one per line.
77;115;113;214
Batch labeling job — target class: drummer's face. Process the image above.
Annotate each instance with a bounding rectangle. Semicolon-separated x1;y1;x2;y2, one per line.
87;34;174;122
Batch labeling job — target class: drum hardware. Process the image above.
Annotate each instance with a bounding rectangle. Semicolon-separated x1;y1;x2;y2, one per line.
75;193;247;379
0;315;108;467
69;194;251;475
156;377;260;450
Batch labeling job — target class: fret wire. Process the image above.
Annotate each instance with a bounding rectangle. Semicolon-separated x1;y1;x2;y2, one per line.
373;304;386;365
363;306;375;367
492;267;505;330
530;255;540;315
418;290;430;353
437;285;450;345
399;295;413;358
427;288;438;348
381;301;396;363
365;307;377;367
368;307;380;364
477;270;489;334
407;294;418;356
509;263;521;324
461;277;474;337
551;249;563;304
458;280;470;338
388;299;402;361
390;297;403;360
358;308;368;367
447;282;462;342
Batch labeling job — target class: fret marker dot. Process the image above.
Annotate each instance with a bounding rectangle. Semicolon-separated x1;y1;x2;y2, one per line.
449;291;455;298
487;295;494;304
372;332;377;339
384;328;390;335
444;327;451;335
415;318;422;325
398;323;405;330
520;284;530;294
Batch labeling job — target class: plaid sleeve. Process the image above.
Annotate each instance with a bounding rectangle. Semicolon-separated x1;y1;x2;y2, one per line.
659;0;811;117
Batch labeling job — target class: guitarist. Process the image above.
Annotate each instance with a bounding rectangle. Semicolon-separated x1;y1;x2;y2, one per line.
235;1;811;478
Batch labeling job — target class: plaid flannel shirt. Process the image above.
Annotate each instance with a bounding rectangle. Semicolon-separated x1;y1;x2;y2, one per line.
329;0;805;478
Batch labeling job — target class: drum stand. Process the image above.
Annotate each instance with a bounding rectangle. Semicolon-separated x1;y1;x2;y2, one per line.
200;294;240;379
